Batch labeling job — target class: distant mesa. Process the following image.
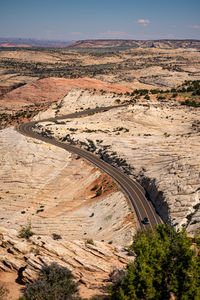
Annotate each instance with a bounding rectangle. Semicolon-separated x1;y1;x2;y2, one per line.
67;39;200;49
0;38;73;48
0;38;200;49
0;42;31;48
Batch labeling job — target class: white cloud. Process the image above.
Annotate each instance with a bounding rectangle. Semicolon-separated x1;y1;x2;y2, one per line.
188;25;200;29
136;19;150;27
98;30;136;39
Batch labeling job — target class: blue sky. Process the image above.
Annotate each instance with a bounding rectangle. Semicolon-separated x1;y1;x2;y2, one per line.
0;0;200;40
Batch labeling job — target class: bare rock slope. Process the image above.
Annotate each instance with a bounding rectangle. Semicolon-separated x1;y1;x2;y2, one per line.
0;126;136;298
1;77;132;110
35;90;200;233
0;127;136;244
0;228;129;299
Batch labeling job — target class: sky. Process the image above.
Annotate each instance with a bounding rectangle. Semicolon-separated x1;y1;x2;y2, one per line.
0;0;200;41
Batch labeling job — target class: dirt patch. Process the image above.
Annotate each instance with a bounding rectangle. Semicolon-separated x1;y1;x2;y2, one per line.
88;173;118;197
0;271;24;300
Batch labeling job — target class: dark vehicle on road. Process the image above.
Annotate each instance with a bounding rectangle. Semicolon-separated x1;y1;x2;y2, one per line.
142;217;149;225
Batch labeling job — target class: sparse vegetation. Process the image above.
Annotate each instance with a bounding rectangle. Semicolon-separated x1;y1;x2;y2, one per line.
23;263;81;300
85;239;95;246
91;184;99;191
52;233;62;240
18;222;34;240
181;99;200;108
95;188;102;197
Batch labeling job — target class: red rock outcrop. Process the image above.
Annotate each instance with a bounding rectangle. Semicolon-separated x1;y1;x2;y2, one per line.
1;77;132;109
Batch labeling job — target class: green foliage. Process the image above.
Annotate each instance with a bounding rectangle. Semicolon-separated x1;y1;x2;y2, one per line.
18;222;34;240
24;263;81;300
91;184;99;191
172;93;178;98
131;89;149;96
52;233;62;240
95;188;102;197
144;94;150;100
85;239;95;246
181;100;200;108
109;224;200;300
150;89;160;94
157;95;166;100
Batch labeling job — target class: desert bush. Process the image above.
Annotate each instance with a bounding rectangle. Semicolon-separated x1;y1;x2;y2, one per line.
18;222;34;240
181;100;200;108
157;95;166;100
52;233;62;240
85;239;95;246
91;184;99;191
24;263;81;300
95;189;102;197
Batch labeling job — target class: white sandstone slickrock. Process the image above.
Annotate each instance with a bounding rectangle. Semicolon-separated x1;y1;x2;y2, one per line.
0;228;130;297
35;90;200;233
0;126;136;245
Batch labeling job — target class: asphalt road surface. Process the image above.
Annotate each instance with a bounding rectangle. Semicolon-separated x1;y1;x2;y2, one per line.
17;105;163;230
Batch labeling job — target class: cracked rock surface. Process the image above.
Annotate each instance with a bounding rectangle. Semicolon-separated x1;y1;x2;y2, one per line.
35;90;200;233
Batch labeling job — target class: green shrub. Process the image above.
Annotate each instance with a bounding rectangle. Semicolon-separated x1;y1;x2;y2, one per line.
109;224;200;299
52;233;62;240
91;184;99;191
95;189;102;197
24;263;81;300
181;100;200;108
172;92;178;98
157;95;166;100
85;239;95;246
18;222;34;240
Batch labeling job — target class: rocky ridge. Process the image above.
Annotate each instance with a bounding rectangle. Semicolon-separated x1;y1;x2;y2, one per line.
0;227;130;299
68;39;200;49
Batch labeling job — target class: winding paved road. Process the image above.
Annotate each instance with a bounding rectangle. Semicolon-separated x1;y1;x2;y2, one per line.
17;105;162;230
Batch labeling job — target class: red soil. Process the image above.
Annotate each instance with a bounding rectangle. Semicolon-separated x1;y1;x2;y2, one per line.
1;77;132;109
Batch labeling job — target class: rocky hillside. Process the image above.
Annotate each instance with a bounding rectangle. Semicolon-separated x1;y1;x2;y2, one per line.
0;125;136;298
0;227;130;299
68;39;200;49
1;77;132;110
34;90;200;234
0;127;136;244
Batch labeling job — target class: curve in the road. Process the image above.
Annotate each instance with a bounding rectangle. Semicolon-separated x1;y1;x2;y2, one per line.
17;105;163;230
